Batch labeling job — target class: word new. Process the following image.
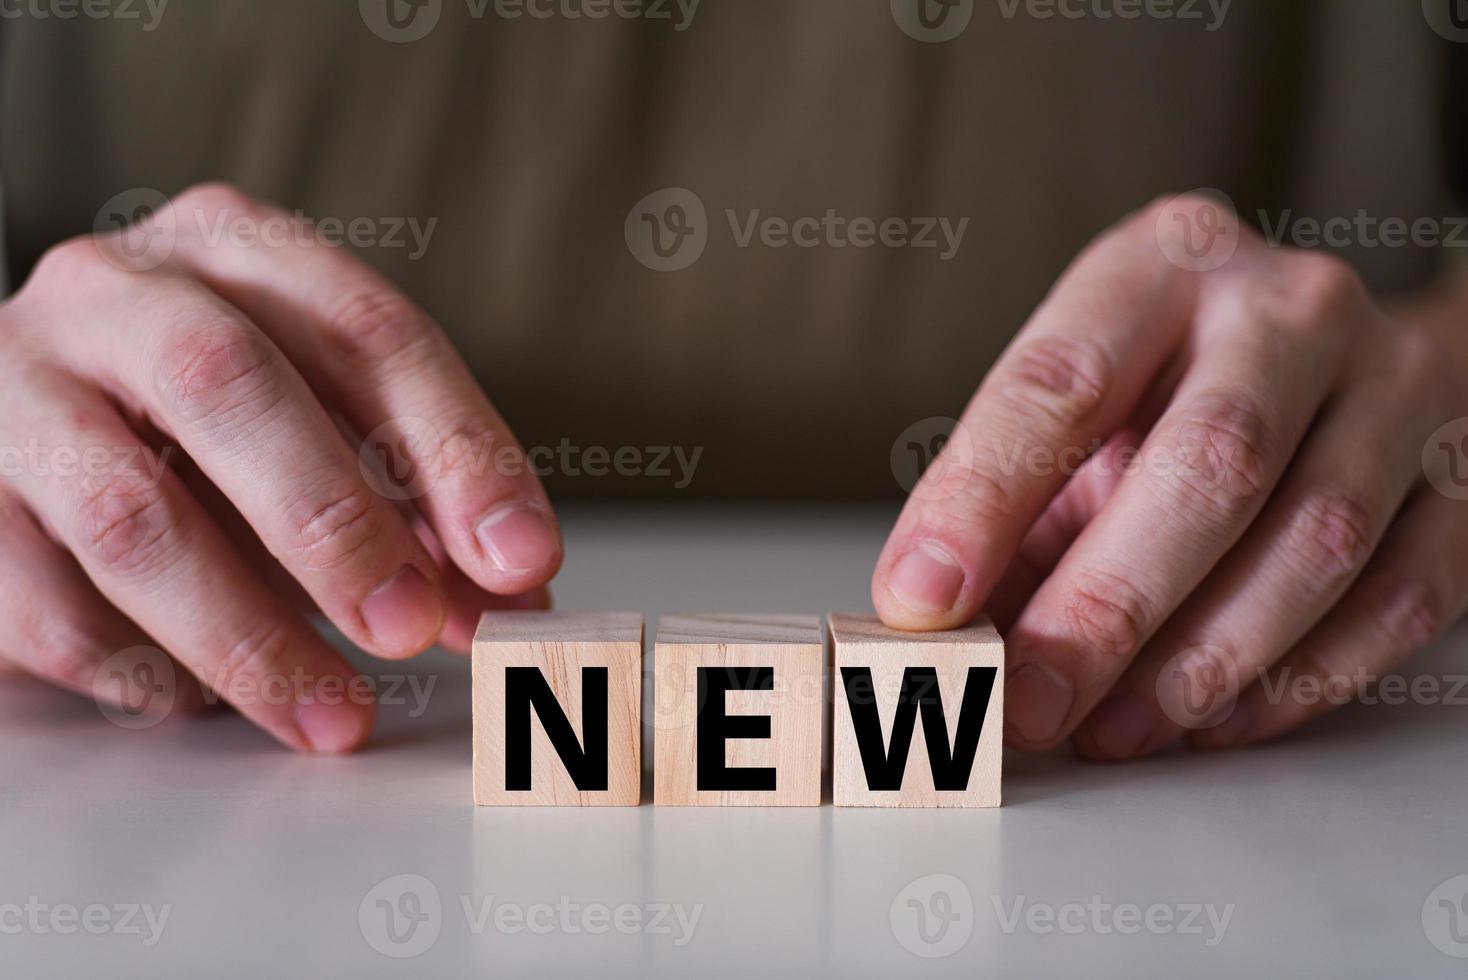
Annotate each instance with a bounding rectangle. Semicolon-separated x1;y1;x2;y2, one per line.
470;611;1003;808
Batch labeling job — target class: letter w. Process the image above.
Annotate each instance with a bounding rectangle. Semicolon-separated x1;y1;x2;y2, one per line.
840;666;997;791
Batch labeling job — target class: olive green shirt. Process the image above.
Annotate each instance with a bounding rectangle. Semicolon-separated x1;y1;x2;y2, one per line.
1;0;1456;496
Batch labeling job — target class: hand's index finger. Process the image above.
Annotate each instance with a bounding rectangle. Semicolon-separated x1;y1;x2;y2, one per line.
166;186;564;597
872;199;1205;630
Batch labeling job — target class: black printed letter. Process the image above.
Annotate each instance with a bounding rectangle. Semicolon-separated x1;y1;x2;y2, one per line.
504;667;608;791
840;666;997;791
696;666;776;791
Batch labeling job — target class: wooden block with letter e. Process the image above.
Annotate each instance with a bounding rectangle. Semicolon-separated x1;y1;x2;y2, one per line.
829;613;1003;808
472;611;643;806
653;614;824;807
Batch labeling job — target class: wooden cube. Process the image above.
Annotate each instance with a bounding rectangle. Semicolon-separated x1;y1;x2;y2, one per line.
472;611;643;806
829;613;1003;807
653;614;824;806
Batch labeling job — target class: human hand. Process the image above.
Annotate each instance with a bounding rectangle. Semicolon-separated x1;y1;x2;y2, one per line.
0;184;561;752
873;193;1468;760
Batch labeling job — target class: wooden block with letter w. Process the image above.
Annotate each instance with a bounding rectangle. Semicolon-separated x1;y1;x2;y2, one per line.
829;613;1003;807
472;611;643;806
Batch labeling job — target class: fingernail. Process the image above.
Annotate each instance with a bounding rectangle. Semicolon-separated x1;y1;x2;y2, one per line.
1195;702;1252;749
361;565;443;654
296;692;373;755
888;543;966;615
476;504;560;574
1005;663;1075;745
1086;694;1157;760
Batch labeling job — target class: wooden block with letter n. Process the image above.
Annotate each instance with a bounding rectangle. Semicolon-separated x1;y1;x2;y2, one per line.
472;611;643;806
653;614;824;807
829;613;1003;808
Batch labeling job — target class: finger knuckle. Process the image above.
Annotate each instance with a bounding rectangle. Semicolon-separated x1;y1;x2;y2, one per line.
1172;640;1248;700
155;321;282;430
933;465;1018;530
1281;651;1336;702
289;488;384;572
173;182;268;222
1151;191;1237;220
28;236;103;287
1134;192;1256;249
1369;580;1447;654
1388;326;1455;414
323;289;433;365
27;620;105;689
73;476;177;577
1064;569;1156;662
378;414;506;489
429;419;504;483
1278;251;1367;326
214;621;295;691
993;336;1111;431
1166;393;1275;521
1137;192;1216;233
1283;491;1376;586
0;349;51;412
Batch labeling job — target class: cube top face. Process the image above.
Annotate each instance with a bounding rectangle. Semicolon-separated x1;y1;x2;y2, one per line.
827;612;1000;647
829;612;1004;808
474;610;644;646
653;614;824;807
473;611;643;807
656;613;822;646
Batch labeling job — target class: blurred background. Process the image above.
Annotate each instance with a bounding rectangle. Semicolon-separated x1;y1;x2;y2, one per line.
2;0;1464;497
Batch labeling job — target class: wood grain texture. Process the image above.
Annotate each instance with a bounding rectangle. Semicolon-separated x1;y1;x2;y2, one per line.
473;611;643;806
653;614;824;807
827;613;1002;646
656;614;823;646
475;611;643;644
829;613;1003;808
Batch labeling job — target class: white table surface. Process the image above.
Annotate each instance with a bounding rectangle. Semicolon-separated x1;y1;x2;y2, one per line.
3;502;1466;979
